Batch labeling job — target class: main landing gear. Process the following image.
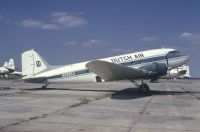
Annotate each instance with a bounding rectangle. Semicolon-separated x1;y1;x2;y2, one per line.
130;79;150;93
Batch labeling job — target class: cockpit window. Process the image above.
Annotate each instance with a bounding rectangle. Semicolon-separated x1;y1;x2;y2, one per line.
169;50;180;54
167;50;182;58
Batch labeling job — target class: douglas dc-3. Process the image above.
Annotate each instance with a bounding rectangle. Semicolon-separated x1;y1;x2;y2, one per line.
21;48;189;93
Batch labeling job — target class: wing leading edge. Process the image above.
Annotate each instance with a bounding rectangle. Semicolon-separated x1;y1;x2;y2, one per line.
86;60;149;81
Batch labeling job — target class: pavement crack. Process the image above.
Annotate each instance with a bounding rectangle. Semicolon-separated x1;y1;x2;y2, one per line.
69;93;111;108
127;83;163;132
0;108;63;130
0;93;111;130
127;95;154;132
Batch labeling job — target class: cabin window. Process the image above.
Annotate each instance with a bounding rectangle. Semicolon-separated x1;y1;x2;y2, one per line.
75;69;90;75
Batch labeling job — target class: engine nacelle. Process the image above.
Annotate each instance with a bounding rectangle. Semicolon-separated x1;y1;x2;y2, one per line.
150;63;168;76
140;63;168;79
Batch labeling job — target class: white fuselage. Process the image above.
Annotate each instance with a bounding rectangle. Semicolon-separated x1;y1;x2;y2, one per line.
0;67;10;75
25;48;189;84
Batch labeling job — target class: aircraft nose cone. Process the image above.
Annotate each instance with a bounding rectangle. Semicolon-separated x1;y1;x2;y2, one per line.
184;55;190;63
168;55;190;69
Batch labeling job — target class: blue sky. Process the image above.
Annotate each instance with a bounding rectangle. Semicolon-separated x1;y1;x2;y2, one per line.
0;0;200;77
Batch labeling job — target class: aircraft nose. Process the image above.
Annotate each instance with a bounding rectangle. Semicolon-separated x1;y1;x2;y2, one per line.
180;55;190;66
168;55;190;69
184;55;190;63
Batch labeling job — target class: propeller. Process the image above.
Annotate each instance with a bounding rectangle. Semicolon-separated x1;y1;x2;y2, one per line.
166;53;172;78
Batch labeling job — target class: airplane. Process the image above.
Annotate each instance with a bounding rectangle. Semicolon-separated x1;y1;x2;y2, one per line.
0;59;15;76
21;48;189;93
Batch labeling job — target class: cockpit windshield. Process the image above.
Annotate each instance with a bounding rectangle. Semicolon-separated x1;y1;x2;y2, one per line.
167;50;183;58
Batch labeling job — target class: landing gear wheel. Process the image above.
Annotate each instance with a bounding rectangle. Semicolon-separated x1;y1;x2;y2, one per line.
130;79;150;94
41;85;47;89
138;83;149;93
41;82;48;89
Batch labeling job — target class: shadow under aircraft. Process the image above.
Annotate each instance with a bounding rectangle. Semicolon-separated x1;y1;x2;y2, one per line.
22;87;118;93
22;86;200;100
111;87;200;100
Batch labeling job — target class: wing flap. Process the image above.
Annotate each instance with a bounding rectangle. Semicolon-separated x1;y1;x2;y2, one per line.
86;60;148;81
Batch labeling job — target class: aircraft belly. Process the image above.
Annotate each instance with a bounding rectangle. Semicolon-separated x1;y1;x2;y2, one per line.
47;74;97;84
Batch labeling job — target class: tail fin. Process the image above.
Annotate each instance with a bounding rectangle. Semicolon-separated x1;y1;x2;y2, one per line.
3;61;8;68
3;59;15;70
22;49;49;77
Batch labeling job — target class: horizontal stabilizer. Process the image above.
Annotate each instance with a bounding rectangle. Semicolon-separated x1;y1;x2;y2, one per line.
86;60;148;81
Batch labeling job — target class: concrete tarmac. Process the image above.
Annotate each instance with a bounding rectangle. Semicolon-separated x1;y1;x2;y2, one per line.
0;79;200;132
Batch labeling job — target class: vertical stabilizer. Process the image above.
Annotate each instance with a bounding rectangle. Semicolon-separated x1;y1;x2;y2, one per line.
3;59;15;70
3;61;8;68
22;49;49;77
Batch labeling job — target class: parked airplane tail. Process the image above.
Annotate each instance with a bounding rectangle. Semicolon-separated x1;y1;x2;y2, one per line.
3;59;15;70
3;61;8;68
22;49;49;77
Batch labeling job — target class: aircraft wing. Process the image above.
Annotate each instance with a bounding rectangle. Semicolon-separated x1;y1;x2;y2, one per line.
86;60;148;81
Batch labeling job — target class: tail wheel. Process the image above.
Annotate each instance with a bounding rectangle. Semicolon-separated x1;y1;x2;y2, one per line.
42;85;46;89
96;76;103;82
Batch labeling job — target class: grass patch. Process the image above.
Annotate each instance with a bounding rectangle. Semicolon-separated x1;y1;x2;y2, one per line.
95;93;112;100
16;90;29;94
70;97;91;108
196;96;200;100
69;93;112;108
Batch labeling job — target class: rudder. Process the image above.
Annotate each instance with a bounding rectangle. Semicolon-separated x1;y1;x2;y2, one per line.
22;49;49;77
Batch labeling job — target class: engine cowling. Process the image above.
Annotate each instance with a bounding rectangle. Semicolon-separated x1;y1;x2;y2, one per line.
140;63;168;79
150;63;168;76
